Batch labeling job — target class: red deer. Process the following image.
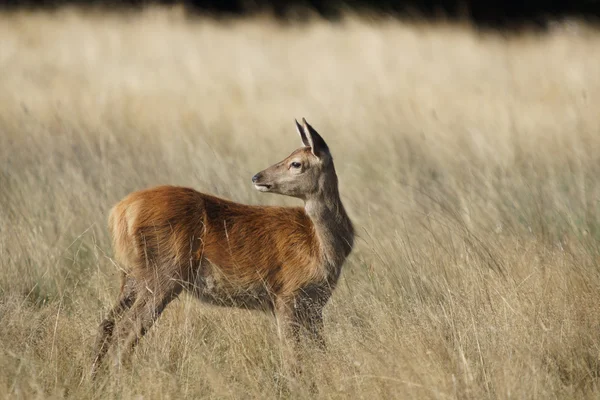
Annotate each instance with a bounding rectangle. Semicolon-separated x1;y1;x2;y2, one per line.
91;118;355;376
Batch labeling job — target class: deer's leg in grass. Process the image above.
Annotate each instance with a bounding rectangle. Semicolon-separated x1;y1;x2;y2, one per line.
296;304;326;351
274;297;303;377
91;274;137;377
110;279;182;369
295;287;330;351
273;294;327;384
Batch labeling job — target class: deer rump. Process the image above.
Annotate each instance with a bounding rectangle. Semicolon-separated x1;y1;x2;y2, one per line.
110;185;324;311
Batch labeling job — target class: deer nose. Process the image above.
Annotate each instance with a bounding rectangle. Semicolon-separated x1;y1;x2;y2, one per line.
252;174;260;183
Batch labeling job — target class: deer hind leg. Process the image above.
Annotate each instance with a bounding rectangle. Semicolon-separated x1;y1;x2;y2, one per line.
91;273;137;378
109;277;182;371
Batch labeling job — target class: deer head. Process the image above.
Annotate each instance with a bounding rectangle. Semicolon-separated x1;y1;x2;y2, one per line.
252;118;335;200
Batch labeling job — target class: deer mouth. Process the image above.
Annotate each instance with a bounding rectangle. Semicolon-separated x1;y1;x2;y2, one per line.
254;183;272;192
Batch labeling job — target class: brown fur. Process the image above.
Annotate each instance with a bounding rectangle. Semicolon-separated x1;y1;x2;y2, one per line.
91;119;354;377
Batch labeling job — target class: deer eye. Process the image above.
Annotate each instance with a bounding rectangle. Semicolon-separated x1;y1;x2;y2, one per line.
290;161;302;169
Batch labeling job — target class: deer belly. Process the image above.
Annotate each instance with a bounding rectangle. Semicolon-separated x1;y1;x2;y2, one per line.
187;259;274;311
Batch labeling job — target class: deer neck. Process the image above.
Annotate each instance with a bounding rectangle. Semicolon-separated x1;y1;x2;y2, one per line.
304;172;354;271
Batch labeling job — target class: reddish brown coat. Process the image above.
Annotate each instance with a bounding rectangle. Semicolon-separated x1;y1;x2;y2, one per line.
109;186;324;305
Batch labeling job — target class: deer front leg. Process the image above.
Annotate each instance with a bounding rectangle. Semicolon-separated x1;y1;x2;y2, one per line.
274;298;303;377
294;286;331;351
296;304;326;351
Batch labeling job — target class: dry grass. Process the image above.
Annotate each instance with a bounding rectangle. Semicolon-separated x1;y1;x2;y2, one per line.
1;7;600;399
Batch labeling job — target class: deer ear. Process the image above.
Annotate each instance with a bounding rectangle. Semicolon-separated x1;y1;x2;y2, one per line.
295;119;311;148
302;118;329;158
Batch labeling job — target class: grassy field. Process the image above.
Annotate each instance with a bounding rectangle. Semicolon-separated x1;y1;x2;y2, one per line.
1;7;600;399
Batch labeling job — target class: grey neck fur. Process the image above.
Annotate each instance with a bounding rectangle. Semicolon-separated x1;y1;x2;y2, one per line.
304;165;355;273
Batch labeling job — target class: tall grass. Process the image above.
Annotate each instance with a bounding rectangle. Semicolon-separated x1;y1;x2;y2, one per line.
1;7;600;399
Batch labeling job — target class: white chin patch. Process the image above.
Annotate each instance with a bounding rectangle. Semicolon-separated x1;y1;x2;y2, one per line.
254;184;270;192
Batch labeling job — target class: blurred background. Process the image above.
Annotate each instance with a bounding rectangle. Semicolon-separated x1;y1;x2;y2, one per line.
2;0;600;28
